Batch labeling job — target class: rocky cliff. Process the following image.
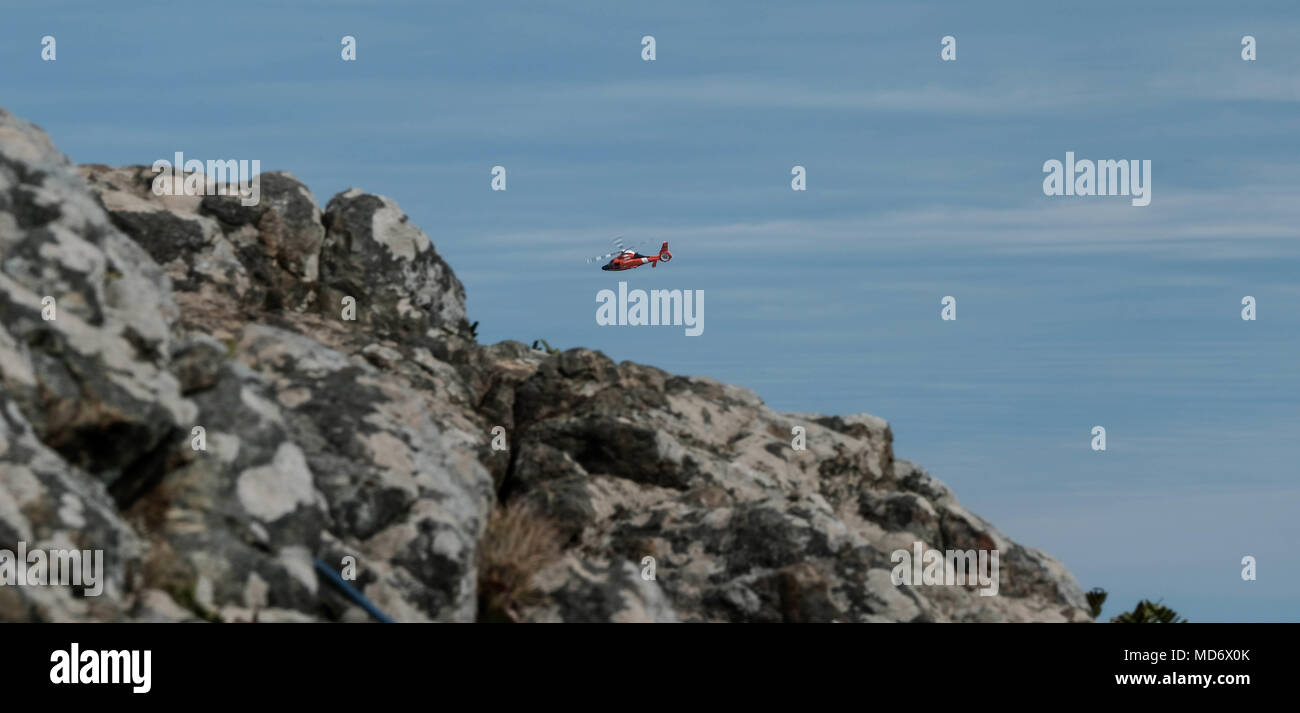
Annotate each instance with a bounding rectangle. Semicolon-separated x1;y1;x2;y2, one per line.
0;106;1091;622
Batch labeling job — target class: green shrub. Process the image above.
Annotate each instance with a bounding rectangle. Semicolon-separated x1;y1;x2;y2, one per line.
1111;599;1186;623
1086;587;1108;618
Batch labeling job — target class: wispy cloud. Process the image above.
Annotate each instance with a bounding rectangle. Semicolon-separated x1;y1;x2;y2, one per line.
457;184;1300;262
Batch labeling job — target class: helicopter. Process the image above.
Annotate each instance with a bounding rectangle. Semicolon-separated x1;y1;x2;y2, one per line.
586;236;673;271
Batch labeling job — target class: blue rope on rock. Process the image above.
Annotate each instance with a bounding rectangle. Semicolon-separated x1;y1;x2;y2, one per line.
314;558;393;623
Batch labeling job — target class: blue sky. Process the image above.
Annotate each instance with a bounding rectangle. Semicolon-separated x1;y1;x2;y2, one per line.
4;0;1297;621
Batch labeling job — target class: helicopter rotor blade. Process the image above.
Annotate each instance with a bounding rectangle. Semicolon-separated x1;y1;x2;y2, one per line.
585;235;630;264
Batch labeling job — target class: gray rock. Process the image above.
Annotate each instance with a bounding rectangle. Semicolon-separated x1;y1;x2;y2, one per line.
320;189;469;342
0;104;1093;623
1;109;192;500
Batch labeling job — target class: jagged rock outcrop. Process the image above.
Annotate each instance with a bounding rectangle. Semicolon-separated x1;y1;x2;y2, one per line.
0;106;1091;622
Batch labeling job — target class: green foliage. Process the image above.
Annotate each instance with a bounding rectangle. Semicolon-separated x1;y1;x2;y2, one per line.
1111;599;1187;623
168;582;224;623
531;339;560;355
1085;587;1108;618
